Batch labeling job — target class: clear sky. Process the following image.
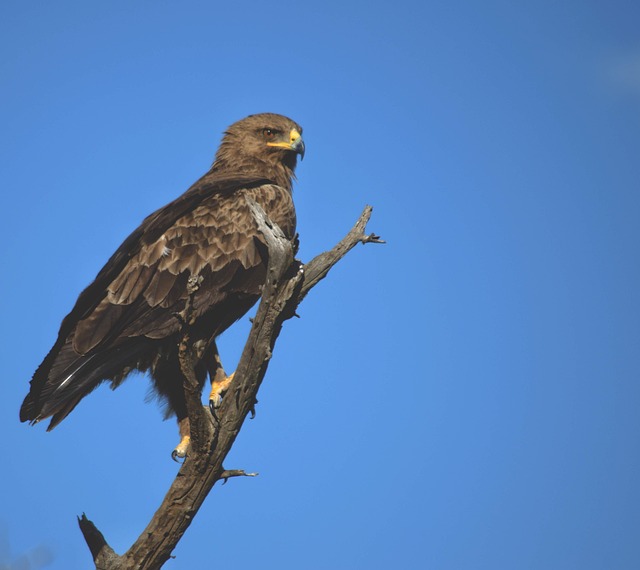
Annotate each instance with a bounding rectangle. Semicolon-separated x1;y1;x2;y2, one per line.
2;1;639;569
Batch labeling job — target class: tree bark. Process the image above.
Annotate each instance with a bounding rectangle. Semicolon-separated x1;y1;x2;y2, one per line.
78;205;383;569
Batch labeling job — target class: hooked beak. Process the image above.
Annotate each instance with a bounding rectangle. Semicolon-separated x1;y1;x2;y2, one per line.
267;128;305;160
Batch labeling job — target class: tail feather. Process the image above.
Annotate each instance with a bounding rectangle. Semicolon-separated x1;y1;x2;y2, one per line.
21;337;156;429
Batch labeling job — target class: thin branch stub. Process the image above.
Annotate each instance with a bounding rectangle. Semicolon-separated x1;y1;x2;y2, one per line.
220;469;259;485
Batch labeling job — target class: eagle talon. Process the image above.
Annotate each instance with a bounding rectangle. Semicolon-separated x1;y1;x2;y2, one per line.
208;372;234;417
209;396;222;420
209;389;225;414
172;434;190;461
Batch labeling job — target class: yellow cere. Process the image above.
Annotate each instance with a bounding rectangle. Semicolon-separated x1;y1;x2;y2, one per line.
267;128;302;149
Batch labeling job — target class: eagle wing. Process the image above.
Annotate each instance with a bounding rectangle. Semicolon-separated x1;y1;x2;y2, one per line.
58;174;271;337
20;173;295;426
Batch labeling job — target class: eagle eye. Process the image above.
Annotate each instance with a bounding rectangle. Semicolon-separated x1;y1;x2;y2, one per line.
262;128;278;140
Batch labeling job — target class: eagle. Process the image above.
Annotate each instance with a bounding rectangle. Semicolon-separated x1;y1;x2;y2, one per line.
20;113;305;458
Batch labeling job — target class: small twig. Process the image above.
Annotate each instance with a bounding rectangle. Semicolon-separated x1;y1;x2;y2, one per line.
298;205;383;302
220;469;259;484
361;232;385;244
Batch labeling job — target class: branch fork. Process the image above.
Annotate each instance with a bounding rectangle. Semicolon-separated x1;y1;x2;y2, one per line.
79;204;383;569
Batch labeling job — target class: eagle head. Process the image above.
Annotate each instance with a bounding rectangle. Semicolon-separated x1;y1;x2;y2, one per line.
212;113;305;189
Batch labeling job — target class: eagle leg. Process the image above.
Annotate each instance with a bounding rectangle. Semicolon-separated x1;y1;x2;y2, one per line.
209;372;235;414
205;340;235;415
171;416;191;462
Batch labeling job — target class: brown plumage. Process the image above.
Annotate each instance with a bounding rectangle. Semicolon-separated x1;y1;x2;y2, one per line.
20;113;304;438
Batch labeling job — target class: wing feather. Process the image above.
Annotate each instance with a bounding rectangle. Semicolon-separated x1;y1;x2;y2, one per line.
72;302;128;354
144;269;184;308
21;176;296;426
107;264;155;306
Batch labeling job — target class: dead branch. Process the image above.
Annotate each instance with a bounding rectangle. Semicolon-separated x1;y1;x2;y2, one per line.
78;205;382;569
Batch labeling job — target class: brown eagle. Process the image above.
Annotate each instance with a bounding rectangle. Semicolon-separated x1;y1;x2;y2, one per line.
20;113;304;458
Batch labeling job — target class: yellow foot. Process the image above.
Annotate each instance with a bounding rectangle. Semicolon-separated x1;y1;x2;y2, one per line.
171;435;190;462
209;372;235;412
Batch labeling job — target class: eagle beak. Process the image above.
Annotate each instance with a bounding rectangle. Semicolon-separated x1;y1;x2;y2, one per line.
268;129;305;160
290;130;305;160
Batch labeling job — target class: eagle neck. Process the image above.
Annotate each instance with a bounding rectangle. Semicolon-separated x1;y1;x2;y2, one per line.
210;158;295;193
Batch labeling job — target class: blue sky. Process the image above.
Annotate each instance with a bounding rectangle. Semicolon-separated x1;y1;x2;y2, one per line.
2;1;639;568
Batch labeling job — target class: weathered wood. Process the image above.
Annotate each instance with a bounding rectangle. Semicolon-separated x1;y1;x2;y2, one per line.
78;514;121;570
79;205;382;569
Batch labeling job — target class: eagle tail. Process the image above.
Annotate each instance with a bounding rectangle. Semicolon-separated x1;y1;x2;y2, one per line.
20;338;154;430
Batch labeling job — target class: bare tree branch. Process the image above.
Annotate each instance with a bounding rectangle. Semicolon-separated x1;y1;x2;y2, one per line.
78;205;382;569
78;514;120;570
